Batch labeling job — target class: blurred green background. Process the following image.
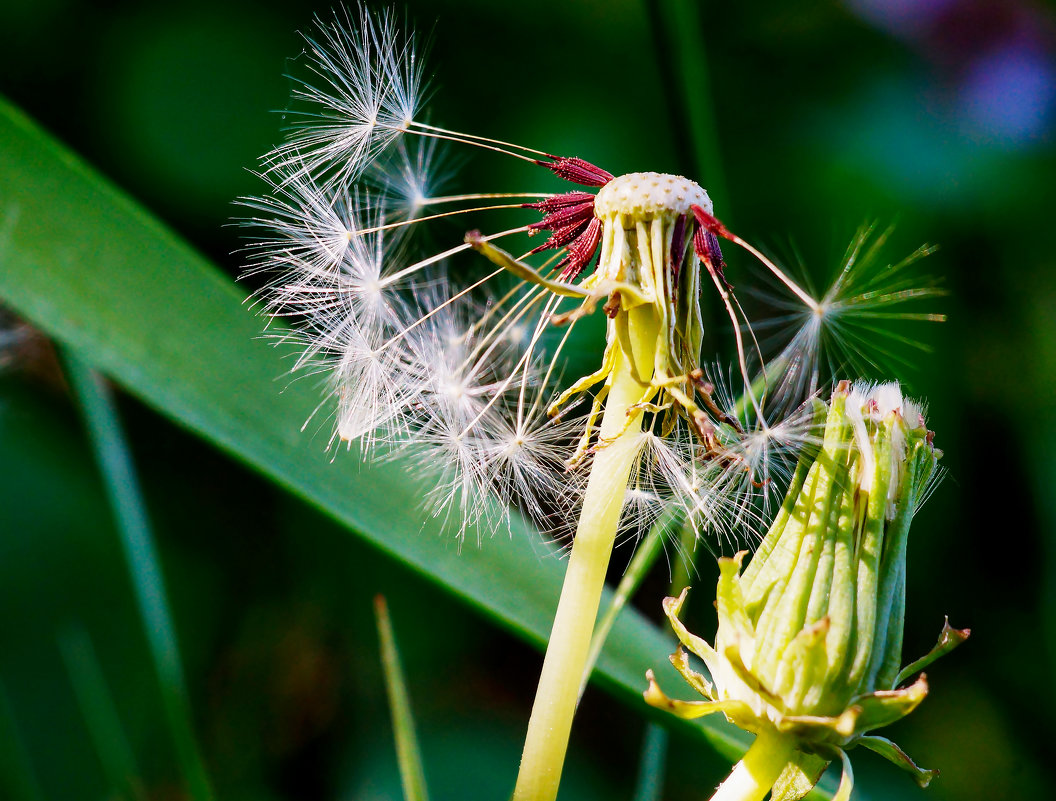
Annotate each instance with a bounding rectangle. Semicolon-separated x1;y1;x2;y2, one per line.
1;0;1053;799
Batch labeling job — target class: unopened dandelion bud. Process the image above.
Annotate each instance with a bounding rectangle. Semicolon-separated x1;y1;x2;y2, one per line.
645;381;968;800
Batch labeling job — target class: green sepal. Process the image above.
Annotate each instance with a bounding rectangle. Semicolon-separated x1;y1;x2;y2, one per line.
716;552;754;641
662;589;720;668
643;670;753;721
846;674;928;735
670;647;714;700
868;439;939;690
721;640;783;710
856;735;939;788
740;398;827;607
831;749;854;801
752;394;852;683
776;615;832;713
770;751;829;801
772;708;859;741
894;618;970;688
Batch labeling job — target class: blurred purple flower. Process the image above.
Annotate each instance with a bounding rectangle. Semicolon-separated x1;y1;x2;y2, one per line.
847;0;959;39
848;0;1055;146
960;43;1054;143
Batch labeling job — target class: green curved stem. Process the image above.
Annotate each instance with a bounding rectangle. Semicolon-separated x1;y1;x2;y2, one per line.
513;306;660;801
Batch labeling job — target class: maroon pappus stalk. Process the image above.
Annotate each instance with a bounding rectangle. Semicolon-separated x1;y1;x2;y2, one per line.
537;156;615;187
527;199;596;238
691;205;734;240
524;191;597;213
558;217;603;279
520;156;615;280
670;214;688;283
691;204;729;285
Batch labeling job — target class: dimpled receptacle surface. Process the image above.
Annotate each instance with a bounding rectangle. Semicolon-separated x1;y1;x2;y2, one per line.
594;172;712;219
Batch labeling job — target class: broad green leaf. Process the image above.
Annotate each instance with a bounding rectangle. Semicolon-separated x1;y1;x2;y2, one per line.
0;95;794;775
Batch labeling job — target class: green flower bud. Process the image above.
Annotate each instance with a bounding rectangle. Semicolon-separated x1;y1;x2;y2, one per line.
645;381;969;800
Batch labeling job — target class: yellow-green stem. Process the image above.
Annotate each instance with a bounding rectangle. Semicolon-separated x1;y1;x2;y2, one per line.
512;306;659;801
708;729;795;801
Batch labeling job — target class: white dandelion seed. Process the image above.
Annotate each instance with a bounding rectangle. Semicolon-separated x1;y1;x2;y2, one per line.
266;3;425;190
745;224;946;413
367;136;458;222
844;380;943;517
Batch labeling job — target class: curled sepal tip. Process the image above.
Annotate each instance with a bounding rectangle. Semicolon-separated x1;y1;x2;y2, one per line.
894;618;970;688
858;734;940;788
643;669;753;721
832;749;854;801
661;588;720;669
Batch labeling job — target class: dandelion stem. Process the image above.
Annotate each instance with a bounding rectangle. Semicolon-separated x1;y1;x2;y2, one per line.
707;729;794;801
513;305;660;801
576;510;672;704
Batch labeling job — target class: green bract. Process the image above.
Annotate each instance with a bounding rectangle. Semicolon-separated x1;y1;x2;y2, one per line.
645;381;968;800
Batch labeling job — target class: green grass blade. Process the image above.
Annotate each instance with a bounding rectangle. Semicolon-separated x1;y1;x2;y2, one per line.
0;95;780;773
631;724;669;801
645;0;730;217
0;682;44;801
374;597;431;801
62;354;214;801
57;626;144;801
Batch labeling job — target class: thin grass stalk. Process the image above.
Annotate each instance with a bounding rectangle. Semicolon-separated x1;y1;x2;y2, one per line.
374;596;431;801
645;0;731;218
631;724;670;801
632;516;704;798
58;626;143;800
0;681;44;801
63;353;214;801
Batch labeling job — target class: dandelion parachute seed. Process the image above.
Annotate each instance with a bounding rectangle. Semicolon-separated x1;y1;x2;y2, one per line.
239;6;943;800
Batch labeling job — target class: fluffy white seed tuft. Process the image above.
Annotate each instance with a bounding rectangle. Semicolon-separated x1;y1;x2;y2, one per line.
264;4;425;190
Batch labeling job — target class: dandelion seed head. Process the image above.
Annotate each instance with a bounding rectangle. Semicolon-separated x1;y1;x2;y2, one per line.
238;163;358;278
241;5;942;547
594;172;712;219
368;137;455;221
